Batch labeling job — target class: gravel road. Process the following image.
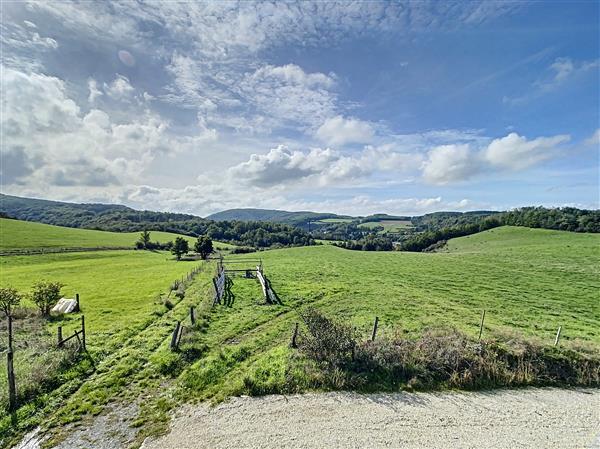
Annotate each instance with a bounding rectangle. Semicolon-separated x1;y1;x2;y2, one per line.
141;388;600;449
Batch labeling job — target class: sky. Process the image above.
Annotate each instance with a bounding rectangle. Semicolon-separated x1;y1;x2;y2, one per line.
1;1;598;217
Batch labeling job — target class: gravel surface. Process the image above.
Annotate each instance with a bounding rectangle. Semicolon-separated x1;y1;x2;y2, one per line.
141;388;600;449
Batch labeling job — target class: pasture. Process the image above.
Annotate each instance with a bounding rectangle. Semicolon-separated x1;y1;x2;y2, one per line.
1;224;599;445
175;226;599;403
0;217;191;250
0;244;211;444
0;218;234;251
0;251;203;340
316;218;354;223
358;219;413;232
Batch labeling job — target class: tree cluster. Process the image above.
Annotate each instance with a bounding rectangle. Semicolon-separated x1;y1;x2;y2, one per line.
334;235;394;251
501;207;600;233
399;218;501;252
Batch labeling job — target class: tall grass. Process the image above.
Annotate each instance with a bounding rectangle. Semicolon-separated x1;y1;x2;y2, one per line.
294;309;600;392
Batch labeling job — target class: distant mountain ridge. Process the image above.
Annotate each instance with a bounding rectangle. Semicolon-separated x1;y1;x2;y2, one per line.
206;208;352;225
0;194;200;230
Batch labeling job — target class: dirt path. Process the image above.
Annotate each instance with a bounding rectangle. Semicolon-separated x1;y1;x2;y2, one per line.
141;388;600;449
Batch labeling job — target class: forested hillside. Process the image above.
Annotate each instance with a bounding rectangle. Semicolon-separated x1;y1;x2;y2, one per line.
0;195;314;249
207;208;349;225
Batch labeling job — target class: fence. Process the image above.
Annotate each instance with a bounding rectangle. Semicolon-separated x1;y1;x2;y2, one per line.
167;262;208;351
288;310;567;348
0;246;132;256
57;315;86;351
256;266;281;305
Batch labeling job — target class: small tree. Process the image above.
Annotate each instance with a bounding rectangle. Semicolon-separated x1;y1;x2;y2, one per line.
0;287;21;318
194;235;213;260
171;237;189;260
137;230;151;249
31;281;64;316
0;287;21;411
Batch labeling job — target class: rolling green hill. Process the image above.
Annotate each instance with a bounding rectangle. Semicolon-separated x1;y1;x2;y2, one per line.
1;225;598;445
171;225;599;401
0;195;313;248
0;218;232;251
206;208;351;225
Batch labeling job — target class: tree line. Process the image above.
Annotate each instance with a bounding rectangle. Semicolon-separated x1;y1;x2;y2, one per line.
336;207;600;253
136;231;214;260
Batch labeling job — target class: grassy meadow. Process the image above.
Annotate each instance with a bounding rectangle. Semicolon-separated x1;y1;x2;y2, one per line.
0;218;234;251
0;250;203;340
0;222;598;446
358;219;413;232
316;218;354;223
170;226;599;404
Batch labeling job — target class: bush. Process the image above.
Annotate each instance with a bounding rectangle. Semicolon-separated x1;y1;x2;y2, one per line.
30;281;64;316
230;246;257;254
297;308;356;369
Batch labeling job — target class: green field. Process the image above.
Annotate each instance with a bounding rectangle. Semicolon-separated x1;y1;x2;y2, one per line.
1;224;599;445
0;218;234;251
316;218;355;224
358;219;413;232
165;225;600;404
0;251;203;339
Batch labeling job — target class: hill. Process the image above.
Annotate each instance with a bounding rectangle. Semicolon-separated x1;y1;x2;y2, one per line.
0;195;313;248
169;225;599;402
0;193;201;231
0;218;234;252
207;208;351;225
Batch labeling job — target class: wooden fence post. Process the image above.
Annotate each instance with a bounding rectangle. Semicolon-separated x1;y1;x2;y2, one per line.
554;326;562;346
7;349;16;412
75;293;80;312
170;321;181;351
57;326;63;347
190;306;195;325
7;315;16;411
291;322;299;348
371;316;379;341
81;315;86;351
478;310;486;340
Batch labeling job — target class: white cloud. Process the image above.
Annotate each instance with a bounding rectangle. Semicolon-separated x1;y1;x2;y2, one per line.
227;145;338;187
505;56;600;106
104;74;135;100
1;67;215;188
1;68;80;134
585;129;600;146
237;64;338;129
316;115;375;146
549;57;574;83
164;59;339;132
484;132;570;170
1;22;58;52
87;78;103;103
421;132;570;184
422;144;480;185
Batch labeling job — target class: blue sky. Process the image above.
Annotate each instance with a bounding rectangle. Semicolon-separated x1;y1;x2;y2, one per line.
1;1;598;216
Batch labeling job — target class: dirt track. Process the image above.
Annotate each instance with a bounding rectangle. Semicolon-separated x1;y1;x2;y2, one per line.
141;388;600;449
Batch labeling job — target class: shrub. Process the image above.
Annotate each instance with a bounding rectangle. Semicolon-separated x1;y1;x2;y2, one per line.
230;246;256;254
30;281;64;316
297;308;356;369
